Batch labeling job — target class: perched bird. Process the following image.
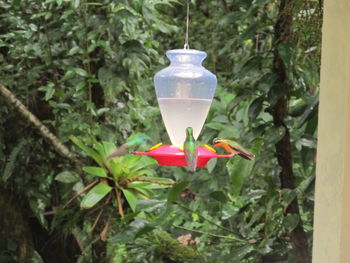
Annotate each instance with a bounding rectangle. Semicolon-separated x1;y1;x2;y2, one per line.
212;138;255;160
183;127;198;172
106;134;148;160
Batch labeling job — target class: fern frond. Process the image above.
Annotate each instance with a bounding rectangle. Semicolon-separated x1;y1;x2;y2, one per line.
3;139;26;182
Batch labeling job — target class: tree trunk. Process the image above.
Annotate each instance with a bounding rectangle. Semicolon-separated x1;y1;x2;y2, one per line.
271;0;311;262
0;188;33;262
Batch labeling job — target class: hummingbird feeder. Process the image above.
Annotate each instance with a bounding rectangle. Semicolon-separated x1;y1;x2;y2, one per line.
134;1;233;167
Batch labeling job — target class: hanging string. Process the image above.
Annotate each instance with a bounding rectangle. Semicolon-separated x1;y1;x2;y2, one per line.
184;0;190;49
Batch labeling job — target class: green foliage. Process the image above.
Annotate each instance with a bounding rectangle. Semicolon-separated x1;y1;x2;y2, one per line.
55;171;80;183
80;181;112;209
167;181;189;203
153;229;202;262
226;139;263;197
82;166;108;178
2;138;26;182
70;136;174;213
0;0;321;262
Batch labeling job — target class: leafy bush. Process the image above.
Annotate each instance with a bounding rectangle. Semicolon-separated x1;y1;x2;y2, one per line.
0;0;321;262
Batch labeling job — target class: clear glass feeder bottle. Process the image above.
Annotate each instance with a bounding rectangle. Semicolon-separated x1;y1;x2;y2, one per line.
154;49;217;147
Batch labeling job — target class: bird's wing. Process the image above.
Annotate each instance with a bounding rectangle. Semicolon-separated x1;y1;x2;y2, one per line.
106;144;129;160
226;140;255;160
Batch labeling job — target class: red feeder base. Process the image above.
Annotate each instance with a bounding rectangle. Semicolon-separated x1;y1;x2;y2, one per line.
134;144;233;167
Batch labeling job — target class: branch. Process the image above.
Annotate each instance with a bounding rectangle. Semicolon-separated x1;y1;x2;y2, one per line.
174;225;244;242
174;202;243;239
115;189;124;218
0;84;81;165
120;177;176;186
63;179;99;208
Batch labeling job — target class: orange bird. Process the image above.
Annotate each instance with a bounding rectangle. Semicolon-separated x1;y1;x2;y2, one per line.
212;138;255;160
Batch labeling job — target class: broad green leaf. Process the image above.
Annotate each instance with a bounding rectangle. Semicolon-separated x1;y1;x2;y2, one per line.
70;136;104;167
73;0;80;8
129;164;155;176
93;141;116;158
219;12;246;26
82;166;107;178
109;218;149;243
98;67;124;100
238;56;262;75
73;67;88;77
133;188;151;200
61;70;75;81
278;43;295;67
281;189;297;208
227;139;264;197
55;171;80;183
167;181;189;203
295;174;315;196
227;158;254;197
92;141;106;157
96;107;110;116
120;154;142;169
228;245;255;261
68;46;82;56
128;181;172;190
136;200;166;213
128;181;158;189
129;184;153;197
122;189;139;212
29;250;44;263
283;214;300;231
246;207;265;228
127;177;175;190
298;137;317;149
206;122;226;131
38;83;55;101
133;168;155;176
248;98;263;121
12;0;21;6
29;199;47;228
3;139;26;182
80;181;112;209
206;158;217;173
209;191;228;203
265;126;286;145
297;95;319;129
143;177;175;184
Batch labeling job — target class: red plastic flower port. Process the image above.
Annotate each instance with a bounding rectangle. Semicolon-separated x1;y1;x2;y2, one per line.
134;144;233;167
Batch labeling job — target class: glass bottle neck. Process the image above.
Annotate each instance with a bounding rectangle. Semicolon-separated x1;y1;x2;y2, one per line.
166;49;207;66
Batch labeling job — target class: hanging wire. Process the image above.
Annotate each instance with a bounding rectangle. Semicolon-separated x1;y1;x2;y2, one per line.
184;0;190;49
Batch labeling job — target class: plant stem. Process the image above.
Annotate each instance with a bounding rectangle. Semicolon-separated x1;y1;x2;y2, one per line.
64;179;99;208
100;212;111;241
174;202;241;238
174;225;245;242
121;177;176;186
115;189;124;218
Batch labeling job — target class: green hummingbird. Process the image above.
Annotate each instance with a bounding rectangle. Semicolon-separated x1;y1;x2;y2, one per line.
106;134;149;160
183;127;198;172
212;138;255;160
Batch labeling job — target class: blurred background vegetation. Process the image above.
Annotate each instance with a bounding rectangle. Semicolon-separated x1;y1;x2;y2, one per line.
0;0;322;262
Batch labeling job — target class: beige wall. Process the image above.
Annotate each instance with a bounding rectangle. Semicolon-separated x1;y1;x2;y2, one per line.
313;0;350;262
